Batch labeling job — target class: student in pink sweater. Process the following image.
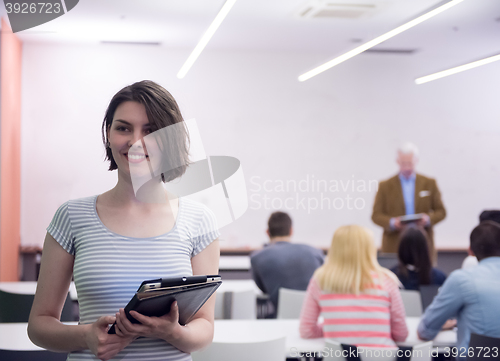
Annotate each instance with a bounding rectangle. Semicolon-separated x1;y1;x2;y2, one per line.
299;225;408;348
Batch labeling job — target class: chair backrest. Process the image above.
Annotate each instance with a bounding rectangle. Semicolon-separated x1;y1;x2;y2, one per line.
419;285;440;312
191;336;286;361
408;341;433;361
399;290;423;317
468;333;500;361
323;339;347;361
231;290;257;319
214;291;223;319
377;253;399;269
214;290;256;319
277;288;307;319
358;346;397;361
0;290;74;322
323;340;398;361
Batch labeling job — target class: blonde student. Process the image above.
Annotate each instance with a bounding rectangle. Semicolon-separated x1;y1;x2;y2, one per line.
299;225;408;347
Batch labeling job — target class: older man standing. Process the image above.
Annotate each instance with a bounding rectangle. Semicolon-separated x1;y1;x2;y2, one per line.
372;143;446;259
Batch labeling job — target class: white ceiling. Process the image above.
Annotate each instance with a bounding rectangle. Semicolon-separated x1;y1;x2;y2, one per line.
2;0;500;71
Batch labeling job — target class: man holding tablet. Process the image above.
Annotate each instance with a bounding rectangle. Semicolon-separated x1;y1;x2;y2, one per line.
371;143;446;261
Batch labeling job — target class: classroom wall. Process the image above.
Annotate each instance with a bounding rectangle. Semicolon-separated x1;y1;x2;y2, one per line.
20;43;500;251
0;19;23;281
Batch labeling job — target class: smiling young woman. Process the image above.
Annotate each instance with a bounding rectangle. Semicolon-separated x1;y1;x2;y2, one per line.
27;81;220;361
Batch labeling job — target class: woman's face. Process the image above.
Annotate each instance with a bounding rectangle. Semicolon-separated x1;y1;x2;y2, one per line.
108;101;162;180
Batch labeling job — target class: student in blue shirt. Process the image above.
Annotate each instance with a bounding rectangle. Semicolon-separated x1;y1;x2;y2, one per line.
418;221;500;359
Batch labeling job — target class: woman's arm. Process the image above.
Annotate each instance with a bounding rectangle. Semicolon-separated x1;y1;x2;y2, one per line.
114;238;220;353
299;278;324;338
383;275;409;342
28;233;134;360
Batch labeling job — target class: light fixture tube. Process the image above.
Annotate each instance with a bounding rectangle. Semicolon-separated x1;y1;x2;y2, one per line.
298;0;465;82
415;54;500;84
177;0;237;79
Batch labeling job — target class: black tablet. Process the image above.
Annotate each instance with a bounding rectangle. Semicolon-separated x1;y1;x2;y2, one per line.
108;275;221;334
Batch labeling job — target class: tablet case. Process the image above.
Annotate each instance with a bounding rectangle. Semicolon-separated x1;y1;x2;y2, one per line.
108;276;221;334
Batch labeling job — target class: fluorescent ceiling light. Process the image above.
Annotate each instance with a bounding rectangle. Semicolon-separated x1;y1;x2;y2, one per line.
415;54;500;84
177;0;237;79
298;0;465;82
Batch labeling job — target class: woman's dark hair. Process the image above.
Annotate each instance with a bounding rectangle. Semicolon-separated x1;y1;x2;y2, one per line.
101;80;190;182
397;225;432;285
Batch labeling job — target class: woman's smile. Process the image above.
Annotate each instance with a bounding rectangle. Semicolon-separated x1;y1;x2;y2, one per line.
125;151;149;164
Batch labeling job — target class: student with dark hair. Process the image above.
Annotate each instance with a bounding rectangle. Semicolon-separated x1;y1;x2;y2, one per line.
462;210;500;268
28;81;220;361
418;221;500;359
391;226;446;290
250;211;324;317
267;211;292;238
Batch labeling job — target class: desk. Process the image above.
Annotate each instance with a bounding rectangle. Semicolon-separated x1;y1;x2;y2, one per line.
0;318;455;355
0;282;78;301
0;322;77;351
0;280;258;301
217;279;261;295
219;256;251;271
212;318;457;356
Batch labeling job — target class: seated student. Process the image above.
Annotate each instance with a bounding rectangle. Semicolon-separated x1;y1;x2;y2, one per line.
300;225;408;347
418;221;500;359
462;210;500;269
250;211;324;318
391;226;446;290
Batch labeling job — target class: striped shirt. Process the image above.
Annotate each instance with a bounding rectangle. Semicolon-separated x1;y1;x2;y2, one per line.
47;195;220;361
299;274;408;348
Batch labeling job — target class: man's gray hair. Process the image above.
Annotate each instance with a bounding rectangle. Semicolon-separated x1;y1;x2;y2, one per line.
398;142;419;158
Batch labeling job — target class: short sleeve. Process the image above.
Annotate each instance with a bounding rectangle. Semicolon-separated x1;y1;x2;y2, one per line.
46;201;75;255
191;205;220;257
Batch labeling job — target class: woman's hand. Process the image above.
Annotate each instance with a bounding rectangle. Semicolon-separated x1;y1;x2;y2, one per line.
85;316;136;361
113;302;182;342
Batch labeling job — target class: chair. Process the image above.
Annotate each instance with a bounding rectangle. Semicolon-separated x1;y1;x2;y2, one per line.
214;291;223;319
323;340;397;361
277;288;306;319
467;333;500;361
408;341;432;361
419;285;440;311
323;340;432;361
191;336;286;361
214;290;256;319
399;290;423;317
377;253;399;269
358;346;397;361
256;293;274;319
0;290;74;322
0;350;67;360
322;339;345;361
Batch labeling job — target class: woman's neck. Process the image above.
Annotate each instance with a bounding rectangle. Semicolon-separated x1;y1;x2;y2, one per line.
111;173;168;206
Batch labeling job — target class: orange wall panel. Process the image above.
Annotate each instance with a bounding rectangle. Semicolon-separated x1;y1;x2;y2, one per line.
0;18;23;281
